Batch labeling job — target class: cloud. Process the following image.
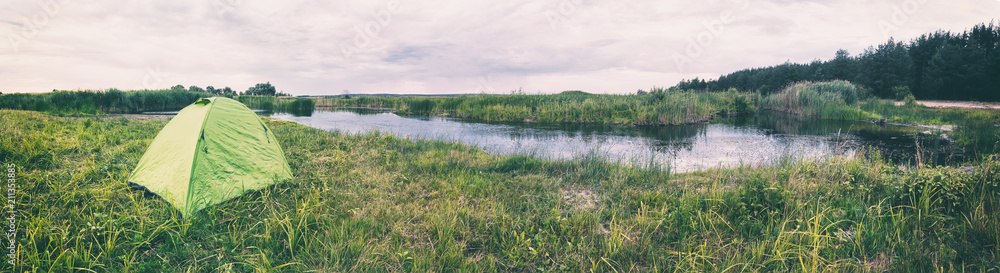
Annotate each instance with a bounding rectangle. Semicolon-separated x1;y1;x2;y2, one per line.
2;0;998;94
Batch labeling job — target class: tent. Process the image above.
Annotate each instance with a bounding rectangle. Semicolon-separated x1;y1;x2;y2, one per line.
128;97;293;217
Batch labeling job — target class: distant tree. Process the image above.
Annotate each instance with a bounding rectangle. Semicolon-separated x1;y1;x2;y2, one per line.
245;82;277;96
206;86;217;95
189;85;205;93
171;84;185;91
222;87;235;96
671;22;999;101
829;49;857;81
907;32;950;99
921;41;966;100
852;39;913;98
808;59;828;81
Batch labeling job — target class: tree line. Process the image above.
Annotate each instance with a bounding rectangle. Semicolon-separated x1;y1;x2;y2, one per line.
674;22;1000;101
175;82;290;97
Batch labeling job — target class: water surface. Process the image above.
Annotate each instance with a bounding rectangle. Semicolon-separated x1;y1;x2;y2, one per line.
268;108;956;173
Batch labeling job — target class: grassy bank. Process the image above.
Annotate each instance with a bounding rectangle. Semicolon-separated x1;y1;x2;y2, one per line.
2;109;998;272
237;96;316;116
319;90;753;125
319;82;998;130
759;81;1000;154
759;81;1000;126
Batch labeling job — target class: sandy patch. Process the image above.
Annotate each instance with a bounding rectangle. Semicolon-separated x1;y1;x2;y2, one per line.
561;188;599;210
895;100;1000;110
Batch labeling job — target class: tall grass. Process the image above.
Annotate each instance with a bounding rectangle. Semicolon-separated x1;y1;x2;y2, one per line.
859;98;1000;126
237;96;316;116
758;81;876;120
0;89;212;115
0;90;320;117
2;109;997;272
759;81;1000;155
318;89;755;125
760;81;1000;124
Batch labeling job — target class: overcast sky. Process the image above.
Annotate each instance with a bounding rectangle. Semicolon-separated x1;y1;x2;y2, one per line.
2;0;998;95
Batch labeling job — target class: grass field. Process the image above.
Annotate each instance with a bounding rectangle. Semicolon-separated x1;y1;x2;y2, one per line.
2;109;998;272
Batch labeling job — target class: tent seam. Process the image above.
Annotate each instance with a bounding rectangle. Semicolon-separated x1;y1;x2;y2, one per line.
186;97;216;216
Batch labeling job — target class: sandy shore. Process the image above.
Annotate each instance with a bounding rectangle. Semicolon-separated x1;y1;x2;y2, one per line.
894;100;1000;110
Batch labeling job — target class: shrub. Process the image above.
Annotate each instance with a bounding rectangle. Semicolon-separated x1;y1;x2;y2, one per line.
758;81;877;120
904;94;918;106
892;86;913;101
896;166;972;214
727;174;786;236
813;80;858;104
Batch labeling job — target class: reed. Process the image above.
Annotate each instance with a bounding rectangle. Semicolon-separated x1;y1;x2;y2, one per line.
0;89;211;115
318;89;754;126
237;96;315;116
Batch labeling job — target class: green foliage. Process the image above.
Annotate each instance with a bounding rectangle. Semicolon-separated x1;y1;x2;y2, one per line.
237;96;316;116
895;166;972;214
727;174;786;236
730;91;751;114
904;93;918;106
759;81;876;120
892;86;912;101
244;82;277;96
758;81;1000;156
974;155;1000;192
319;90;756;125
675;22;1000;101
558;90;590;96
0;89;210;115
952;118;1000;155
285;98;316;116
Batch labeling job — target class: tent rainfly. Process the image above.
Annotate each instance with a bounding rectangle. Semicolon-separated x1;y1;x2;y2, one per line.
128;97;293;217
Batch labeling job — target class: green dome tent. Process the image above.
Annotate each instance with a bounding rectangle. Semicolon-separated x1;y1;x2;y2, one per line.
128;97;293;217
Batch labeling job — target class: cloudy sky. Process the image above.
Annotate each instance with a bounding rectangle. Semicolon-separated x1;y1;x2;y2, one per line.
2;0;998;95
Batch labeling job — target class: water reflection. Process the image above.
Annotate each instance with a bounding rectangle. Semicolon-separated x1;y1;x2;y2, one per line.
267;108;958;173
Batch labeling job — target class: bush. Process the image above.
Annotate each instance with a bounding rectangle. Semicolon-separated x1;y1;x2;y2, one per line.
896;166;972;214
732;95;750;114
904;94;918;106
758;81;874;120
727;174;786;236
892;86;912;101
813;80;859;104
